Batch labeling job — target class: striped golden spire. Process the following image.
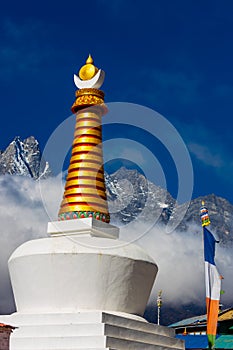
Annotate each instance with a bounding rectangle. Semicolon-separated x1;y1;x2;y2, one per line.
58;56;110;223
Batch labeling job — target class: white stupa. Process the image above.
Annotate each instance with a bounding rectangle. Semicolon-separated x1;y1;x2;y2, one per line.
0;56;184;350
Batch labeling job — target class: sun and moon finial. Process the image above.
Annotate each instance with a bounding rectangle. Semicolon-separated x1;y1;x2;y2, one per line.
74;54;105;90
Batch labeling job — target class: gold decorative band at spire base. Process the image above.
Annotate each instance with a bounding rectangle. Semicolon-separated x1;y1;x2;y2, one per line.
71;88;108;114
58;98;110;223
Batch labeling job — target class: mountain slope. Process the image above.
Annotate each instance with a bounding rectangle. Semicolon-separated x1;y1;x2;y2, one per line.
0;136;232;325
105;167;175;226
0;136;51;179
105;167;233;245
0;136;232;245
177;194;233;245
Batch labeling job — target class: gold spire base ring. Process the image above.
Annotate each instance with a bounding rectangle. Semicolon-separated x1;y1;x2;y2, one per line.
71;88;108;114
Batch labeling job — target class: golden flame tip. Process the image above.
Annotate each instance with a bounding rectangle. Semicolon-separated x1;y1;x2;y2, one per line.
86;54;94;64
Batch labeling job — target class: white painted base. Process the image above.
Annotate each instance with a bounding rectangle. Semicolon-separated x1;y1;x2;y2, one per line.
0;311;184;350
4;219;183;349
9;224;157;316
47;218;119;239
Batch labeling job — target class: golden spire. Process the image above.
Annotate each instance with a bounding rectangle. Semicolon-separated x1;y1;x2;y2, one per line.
58;56;110;223
79;54;98;81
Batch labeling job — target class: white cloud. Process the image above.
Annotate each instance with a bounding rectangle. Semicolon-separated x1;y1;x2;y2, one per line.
120;148;146;165
0;174;232;317
0;175;60;313
121;222;233;309
103;139;147;166
172;120;233;191
188;142;224;168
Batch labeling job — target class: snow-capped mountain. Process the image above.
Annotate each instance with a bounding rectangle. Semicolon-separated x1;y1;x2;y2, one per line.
177;194;233;245
106;167;233;245
0;136;232;244
0;136;51;179
105;167;175;226
0;136;232;325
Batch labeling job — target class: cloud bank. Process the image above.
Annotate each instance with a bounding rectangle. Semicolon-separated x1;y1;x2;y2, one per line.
0;175;232;322
0;175;59;313
120;222;233;308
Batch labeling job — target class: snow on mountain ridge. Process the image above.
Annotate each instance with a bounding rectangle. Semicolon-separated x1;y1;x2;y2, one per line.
104;167;233;245
106;166;176;226
0;136;232;245
0;136;51;179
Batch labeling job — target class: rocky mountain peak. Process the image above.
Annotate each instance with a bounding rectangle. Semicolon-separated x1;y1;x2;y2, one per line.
106;166;176;225
0;136;232;245
0;136;51;180
179;193;233;244
106;167;233;245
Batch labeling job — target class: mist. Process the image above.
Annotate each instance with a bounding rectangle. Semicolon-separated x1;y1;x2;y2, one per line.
0;175;232;324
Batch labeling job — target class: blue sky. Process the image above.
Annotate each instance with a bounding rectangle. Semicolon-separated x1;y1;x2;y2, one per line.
1;0;233;204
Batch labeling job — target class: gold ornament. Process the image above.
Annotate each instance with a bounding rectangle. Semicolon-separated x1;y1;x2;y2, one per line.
79;54;98;81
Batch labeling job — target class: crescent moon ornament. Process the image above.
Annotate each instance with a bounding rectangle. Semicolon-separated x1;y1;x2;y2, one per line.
74;69;105;89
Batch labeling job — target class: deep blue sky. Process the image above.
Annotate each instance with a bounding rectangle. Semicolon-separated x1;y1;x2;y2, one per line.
1;0;233;204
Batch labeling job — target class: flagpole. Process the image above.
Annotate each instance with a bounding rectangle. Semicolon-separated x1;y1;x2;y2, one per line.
200;201;221;350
